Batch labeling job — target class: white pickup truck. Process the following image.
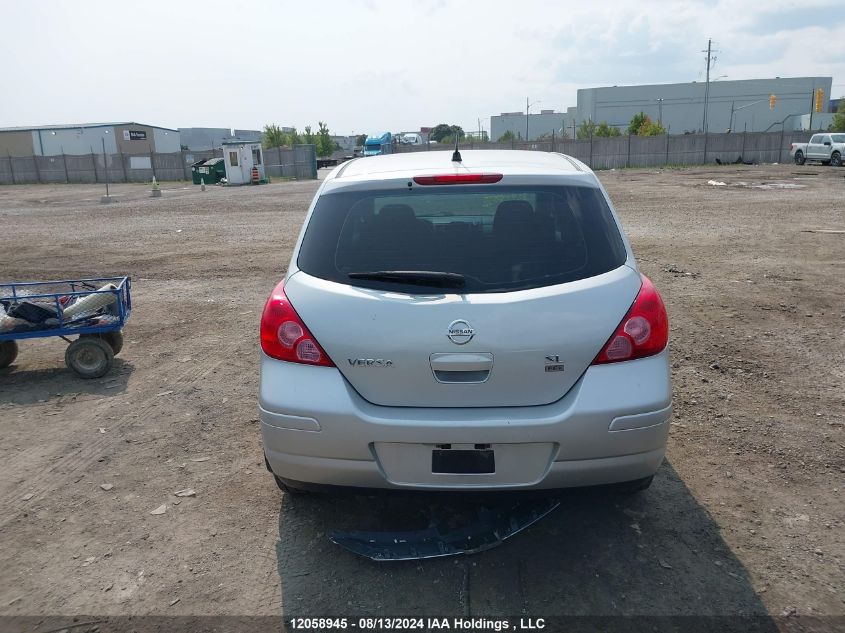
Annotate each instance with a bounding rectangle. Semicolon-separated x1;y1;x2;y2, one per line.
790;133;845;166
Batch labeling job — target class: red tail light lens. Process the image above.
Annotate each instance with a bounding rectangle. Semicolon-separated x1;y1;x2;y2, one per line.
260;281;335;367
413;173;503;185
592;274;668;364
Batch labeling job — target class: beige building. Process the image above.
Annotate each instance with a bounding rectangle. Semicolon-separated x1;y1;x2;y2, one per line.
0;122;181;156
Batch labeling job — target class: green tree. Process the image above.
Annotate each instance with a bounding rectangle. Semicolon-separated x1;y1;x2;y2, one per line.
830;98;845;132
430;124;465;143
302;125;315;145
355;133;367;147
595;122;622;137
628;112;649;136
638;119;667;136
497;130;516;143
576;119;597;139
315;121;333;157
262;124;287;148
285;127;301;146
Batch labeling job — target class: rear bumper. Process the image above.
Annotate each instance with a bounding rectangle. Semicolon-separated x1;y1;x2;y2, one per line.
260;350;671;490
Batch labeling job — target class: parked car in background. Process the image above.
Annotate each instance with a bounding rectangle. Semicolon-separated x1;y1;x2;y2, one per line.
401;133;423;145
790;133;845;166
259;150;671;495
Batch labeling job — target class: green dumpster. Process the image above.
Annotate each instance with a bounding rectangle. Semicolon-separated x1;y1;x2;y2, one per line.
191;158;226;185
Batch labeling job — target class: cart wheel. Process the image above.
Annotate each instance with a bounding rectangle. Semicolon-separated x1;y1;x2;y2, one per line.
82;330;124;356
0;341;19;369
65;337;114;379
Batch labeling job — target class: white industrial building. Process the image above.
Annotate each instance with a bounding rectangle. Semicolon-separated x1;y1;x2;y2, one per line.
563;76;834;135
178;127;264;151
0;122;181;156
492;77;835;140
490;110;566;142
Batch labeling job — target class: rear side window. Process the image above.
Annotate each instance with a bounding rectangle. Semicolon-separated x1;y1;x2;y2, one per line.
297;185;627;293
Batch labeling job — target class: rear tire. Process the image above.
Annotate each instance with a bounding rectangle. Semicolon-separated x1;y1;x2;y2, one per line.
81;330;123;355
0;341;18;369
612;475;654;495
265;454;310;495
794;151;805;165
273;474;311;495
831;152;842;167
65;337;114;379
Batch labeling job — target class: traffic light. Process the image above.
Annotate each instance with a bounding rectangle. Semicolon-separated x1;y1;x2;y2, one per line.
769;94;776;110
815;88;824;113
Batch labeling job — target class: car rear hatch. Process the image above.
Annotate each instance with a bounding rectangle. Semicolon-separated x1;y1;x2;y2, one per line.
288;177;637;408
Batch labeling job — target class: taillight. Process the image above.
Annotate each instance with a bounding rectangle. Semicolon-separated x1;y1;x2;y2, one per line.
592;274;668;364
260;281;335;367
413;173;503;185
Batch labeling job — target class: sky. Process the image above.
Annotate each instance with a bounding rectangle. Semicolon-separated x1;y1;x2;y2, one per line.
2;0;843;136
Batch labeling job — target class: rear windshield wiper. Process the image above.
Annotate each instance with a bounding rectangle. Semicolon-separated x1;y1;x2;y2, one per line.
347;270;466;289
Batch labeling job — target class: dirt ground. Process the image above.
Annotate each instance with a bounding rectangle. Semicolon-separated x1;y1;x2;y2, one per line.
0;163;843;628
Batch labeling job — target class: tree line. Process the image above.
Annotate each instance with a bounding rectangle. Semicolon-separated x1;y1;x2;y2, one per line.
496;111;668;142
262;122;336;157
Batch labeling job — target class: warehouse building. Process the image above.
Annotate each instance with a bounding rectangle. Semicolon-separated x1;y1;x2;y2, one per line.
490;109;566;142
178;127;264;151
0;122;181;157
491;77;835;140
562;76;834;135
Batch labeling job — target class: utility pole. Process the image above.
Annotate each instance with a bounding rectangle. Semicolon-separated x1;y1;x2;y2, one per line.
657;98;663;126
702;38;715;134
524;98;541;142
526;97;530;142
701;38;718;162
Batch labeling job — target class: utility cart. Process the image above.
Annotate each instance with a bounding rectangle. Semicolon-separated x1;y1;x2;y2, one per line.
0;277;131;378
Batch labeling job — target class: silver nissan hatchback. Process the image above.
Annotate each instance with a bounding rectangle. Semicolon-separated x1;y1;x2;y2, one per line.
260;150;670;494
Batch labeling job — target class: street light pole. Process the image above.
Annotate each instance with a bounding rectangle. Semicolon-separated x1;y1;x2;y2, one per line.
525;98;541;141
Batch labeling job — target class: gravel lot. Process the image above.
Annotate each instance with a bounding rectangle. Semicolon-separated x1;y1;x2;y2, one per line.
1;163;843;627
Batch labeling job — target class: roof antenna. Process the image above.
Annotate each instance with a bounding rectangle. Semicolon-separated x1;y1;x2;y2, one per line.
451;134;462;163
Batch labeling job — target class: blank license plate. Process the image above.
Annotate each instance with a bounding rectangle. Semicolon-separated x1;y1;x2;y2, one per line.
431;449;495;474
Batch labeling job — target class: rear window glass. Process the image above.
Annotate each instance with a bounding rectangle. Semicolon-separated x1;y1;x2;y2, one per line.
297;185;627;294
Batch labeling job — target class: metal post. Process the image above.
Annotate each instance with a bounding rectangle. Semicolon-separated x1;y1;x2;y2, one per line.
741;129;746;158
808;88;815;131
91;147;98;183
589;130;593;168
61;148;69;183
102;138;110;198
120;151;127;183
779;125;785;163
551;129;555;153
33;153;42;184
7;153;15;184
665;133;670;165
626;133;631;168
702;38;712;134
149;145;157;180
